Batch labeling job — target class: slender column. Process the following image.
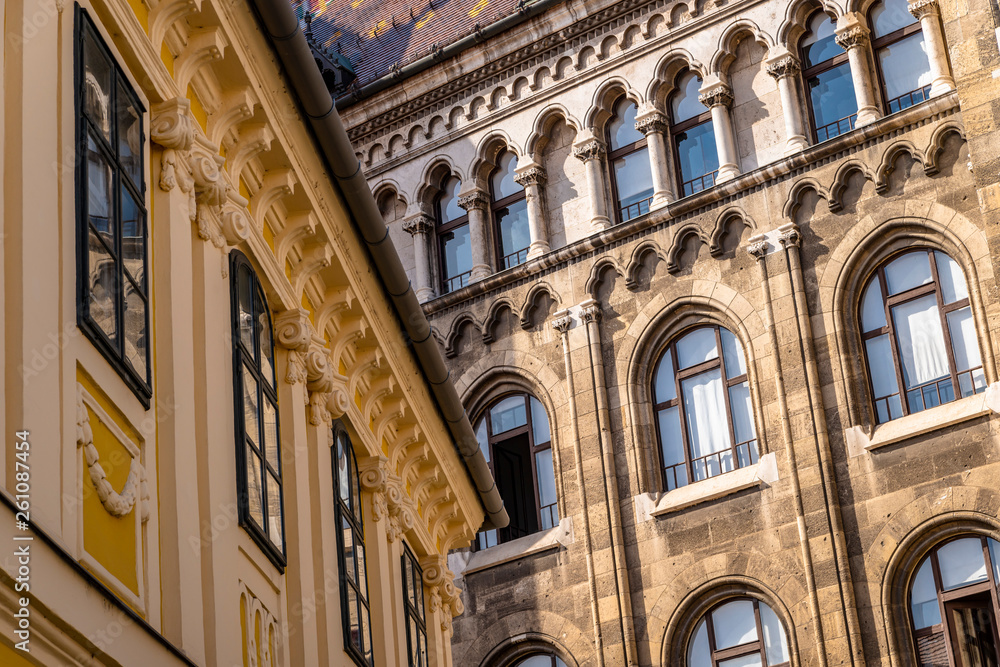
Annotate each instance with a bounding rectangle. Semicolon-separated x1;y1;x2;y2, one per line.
909;0;956;96
699;83;740;182
402;213;435;302
514;162;551;259
457;189;492;282
765;53;810;155
836;15;881;127
634;106;674;208
572;135;612;230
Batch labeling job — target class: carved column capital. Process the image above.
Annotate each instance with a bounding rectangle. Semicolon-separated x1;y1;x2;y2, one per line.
402;213;435;236
765;55;801;80
698;84;734;109
747;239;770;261
551;314;573;334
835;25;869;50
457;190;490;212
573;138;606;162
908;0;940;18
777;223;801;248
514;164;547;187
634;110;670;136
581;302;602;324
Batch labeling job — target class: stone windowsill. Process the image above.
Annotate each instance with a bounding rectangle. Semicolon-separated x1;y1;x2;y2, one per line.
846;382;1000;456
634;452;779;521
448;517;574;577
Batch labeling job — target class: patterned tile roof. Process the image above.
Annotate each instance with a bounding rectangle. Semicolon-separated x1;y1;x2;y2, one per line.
296;0;524;92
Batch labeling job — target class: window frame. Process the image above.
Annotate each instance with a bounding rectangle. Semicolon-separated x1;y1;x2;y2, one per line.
401;544;428;667
75;6;151;406
908;535;1000;666
476;392;556;549
605;95;653;223
799;10;858;143
332;421;375;667
435;175;472;294
489;150;530;270
229;251;286;569
858;248;984;425
868;2;931;114
690;597;791;667
668;74;718;197
652;325;757;493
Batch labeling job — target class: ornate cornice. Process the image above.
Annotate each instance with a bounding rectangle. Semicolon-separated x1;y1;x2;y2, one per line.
514;165;547;187
908;0;939;18
699;84;734;109
457;190;490;212
634;111;669;135
402;213;434;236
765;55;800;80
573;138;606;162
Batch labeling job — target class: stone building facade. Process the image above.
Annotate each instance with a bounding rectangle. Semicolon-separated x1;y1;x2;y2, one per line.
327;0;1000;664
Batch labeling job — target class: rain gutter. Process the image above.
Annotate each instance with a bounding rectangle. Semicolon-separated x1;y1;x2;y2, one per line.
249;0;508;531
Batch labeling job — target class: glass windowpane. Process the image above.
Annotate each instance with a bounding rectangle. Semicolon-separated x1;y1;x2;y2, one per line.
267;473;283;551
885;251;932;295
246;444;263;526
440;224;472;286
535;449;557;509
672;72;706;123
657;407;685;467
936;252;969;304
83;29;113;139
760;603;790;665
439;176;464;224
121;186;144;287
712;599;758;649
609;98;644;149
872;0;918;36
257;297;274;385
263;398;279;472
865;335;901;399
802;13;842;67
613;149;654;208
490;395;528;434
342;517;356;581
676;328;719;369
347;587;360;649
911;557;942;629
938;538;989;590
861;276;887;332
655;350;678;403
117;80;142;187
88;134;114;236
238;269;254;351
491;151;522;200
243;368;259;445
989;538;1000;587
878;33;932;102
88;227;118;341
530;397;551;445
688;619;712;667
729;382;755;444
891;295;949;389
123;283;146;378
475;418;490;463
337;435;351;504
808;64;858;132
676;121;720;190
947;307;981;373
719;655;764;667
720;328;747;378
496;199;530;267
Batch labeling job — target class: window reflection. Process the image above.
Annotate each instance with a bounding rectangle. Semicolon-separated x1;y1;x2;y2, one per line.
670;72;719;196
490;151;530;269
871;0;932;113
801;12;858;141
607;97;654;221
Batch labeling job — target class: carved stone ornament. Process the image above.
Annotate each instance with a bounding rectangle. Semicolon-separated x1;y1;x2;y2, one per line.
747;239;770;260
514;165;547;187
304;343;338;425
239;582;279;667
698;85;734;109
778;224;802;248
402;213;434;236
581;303;602;324
151;98;197;199
221;200;252;246
835;26;869;50
457;190;490;212
908;0;939;18
573;138;606;162
634;111;669;136
274;309;313;385
190;142;230;247
551;315;572;334
359;459;389;522
765;55;801;80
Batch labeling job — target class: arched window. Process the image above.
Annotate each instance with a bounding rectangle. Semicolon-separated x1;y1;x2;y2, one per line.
670;71;719;196
801;11;858;141
909;535;1000;665
606;96;654;222
474;393;558;548
511;654;568;667
859;249;986;425
436;175;472;294
230;251;285;567
333;424;374;666
688;598;791;666
653;325;758;491
490;150;530;270
870;0;932;113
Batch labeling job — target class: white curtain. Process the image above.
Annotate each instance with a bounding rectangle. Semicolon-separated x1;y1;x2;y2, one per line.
682;369;732;459
892;295;949;387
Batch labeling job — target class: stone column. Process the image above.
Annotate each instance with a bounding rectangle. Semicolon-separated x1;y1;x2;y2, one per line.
514;162;551;259
457;189;492;282
402;213;435;302
909;0;956;97
765;53;810;155
634;106;674;209
699;82;740;182
572;134;612;230
836;14;881;127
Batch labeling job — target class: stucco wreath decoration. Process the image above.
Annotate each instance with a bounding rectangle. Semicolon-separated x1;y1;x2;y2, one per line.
76;387;150;522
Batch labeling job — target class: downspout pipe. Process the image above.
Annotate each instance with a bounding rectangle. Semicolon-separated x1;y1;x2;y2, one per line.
250;0;509;531
334;0;564;110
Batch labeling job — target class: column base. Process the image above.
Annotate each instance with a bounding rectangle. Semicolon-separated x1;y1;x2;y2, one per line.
930;77;956;98
717;164;740;183
651;192;672;210
784;135;809;156
526;241;551;260
590;216;611;231
414;286;436;302
855;106;881;128
470;265;491;282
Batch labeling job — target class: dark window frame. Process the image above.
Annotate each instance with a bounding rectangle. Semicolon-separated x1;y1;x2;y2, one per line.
401;544;428;667
652;325;757;492
476;392;556;549
668;74;719;197
489;150;530;270
435;175;472;294
332;422;375;667
692;597;791;667
606;95;653;223
75;6;151;406
800;10;858;143
868;3;931;114
510;654;565;667
859;248;985;425
229;250;286;570
908;535;1000;666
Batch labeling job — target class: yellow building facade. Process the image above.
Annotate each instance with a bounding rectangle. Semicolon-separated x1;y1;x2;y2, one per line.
0;0;504;665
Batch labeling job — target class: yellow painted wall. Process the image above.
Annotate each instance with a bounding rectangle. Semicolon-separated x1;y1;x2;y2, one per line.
0;640;41;666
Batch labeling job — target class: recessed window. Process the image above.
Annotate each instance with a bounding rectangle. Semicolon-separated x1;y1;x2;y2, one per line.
801;11;858;141
401;545;428;667
229;251;285;567
333;424;374;667
670;72;719;197
437;175;472;294
490;151;530;270
76;8;150;404
511;654;568;667
909;535;1000;665
870;0;932;113
860;249;986;424
606;96;654;222
688;598;791;666
475;393;558;549
653;326;758;491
